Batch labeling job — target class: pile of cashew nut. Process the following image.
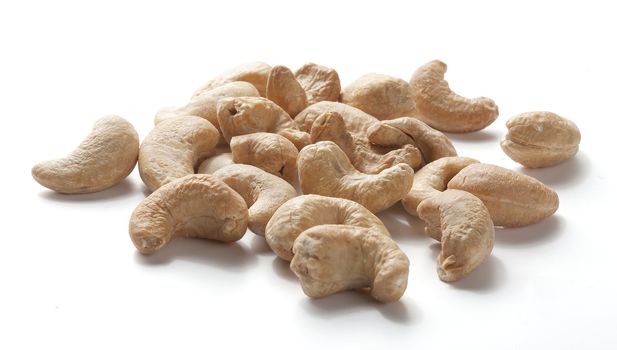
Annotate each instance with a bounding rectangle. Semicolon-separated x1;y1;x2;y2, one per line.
32;60;578;303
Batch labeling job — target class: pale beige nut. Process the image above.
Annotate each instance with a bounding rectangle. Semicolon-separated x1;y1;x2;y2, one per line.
340;73;416;120
129;174;248;255
266;66;308;117
290;224;409;303
139;116;219;192
229;132;298;183
192;61;271;98
213;164;297;236
197;152;234;175
155;81;259;129
216;96;310;150
401;156;479;216
265;194;389;261
295;63;341;104
368;117;457;163
32;115;139;194
297;141;414;213
447;163;559;227
417;189;494;282
501;111;581;168
409;60;499;133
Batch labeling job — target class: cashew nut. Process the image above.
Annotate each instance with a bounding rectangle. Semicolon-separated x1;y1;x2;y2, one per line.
266;65;308;117
409;60;499;133
417;189;494;282
229;132;298;182
32;115;139;194
197;152;234;175
447;163;559;227
155;81;259;129
294;63;341;104
213;164;297;236
216;96;310;150
129;174;248;254
297;141;414;213
340;73;416;120
290;224;409;303
139;116;219;192
192;61;271;98
265;194;389;261
401;156;479;216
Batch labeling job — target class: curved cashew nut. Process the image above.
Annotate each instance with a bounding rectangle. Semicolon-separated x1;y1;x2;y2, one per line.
198;152;234;175
32;115;139;194
139;116;219;192
368;117;457;163
129;174;248;254
213;164;297;236
265;194;389;261
290;224;409;303
192;61;271;98
409;60;499;133
447;163;559;227
216;96;310;150
340;73;416;120
297;141;414;213
401;156;479;216
230;132;298;183
294;63;341;104
266;65;308;117
155;81;259;129
417;189;494;282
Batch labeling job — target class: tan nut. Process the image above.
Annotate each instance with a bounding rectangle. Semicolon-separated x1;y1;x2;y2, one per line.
401;156;479;216
229;132;298;182
129;174;248;254
297;141;414;213
265;194;389;261
139;116;219;192
290;224;409;303
409;60;499;133
216;96;310;150
155;81;259;129
340;73;416;120
447;163;559;227
295;63;341;104
197;153;234;175
368;117;457;163
501;111;581;168
192;62;271;98
266;65;308;117
32;115;139;194
417;189;494;282
213;164;296;236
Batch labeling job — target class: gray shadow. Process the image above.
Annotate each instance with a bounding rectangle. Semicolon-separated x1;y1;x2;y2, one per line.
271;257;297;282
495;215;563;246
134;238;256;272
519;152;590;189
444;129;501;143
38;178;138;202
377;203;432;244
302;292;419;325
140;184;152;197
248;234;274;256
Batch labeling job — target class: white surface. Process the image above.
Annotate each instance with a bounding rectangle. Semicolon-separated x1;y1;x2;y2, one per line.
1;1;616;349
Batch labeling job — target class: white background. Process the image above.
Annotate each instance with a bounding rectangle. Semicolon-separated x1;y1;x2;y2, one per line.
1;1;616;349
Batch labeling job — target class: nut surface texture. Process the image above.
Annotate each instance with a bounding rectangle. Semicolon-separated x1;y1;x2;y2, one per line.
290;224;409;303
197;152;234;174
265;194;389;261
213;164;297;236
139;116;219;192
409;60;498;133
129;174;248;254
266;65;308;117
32;115;139;194
447;163;559;227
230;132;298;182
193;62;271;98
501;111;581;168
417;189;494;282
340;73;416;120
298;141;414;213
295;63;341;104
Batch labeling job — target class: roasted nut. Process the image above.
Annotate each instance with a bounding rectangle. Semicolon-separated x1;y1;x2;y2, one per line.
501;111;581;168
266;65;308;117
193;62;271;98
32;115;139;194
295;63;341;104
447;163;559;227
